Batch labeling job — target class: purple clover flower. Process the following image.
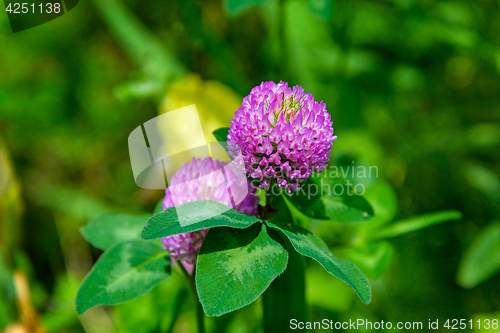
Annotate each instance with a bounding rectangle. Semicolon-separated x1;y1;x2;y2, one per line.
227;81;336;193
161;157;259;275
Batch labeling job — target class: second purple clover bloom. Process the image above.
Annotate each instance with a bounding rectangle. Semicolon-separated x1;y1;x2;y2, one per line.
161;157;259;275
227;81;337;193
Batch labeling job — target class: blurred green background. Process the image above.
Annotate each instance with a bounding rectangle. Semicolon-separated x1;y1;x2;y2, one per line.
1;0;500;332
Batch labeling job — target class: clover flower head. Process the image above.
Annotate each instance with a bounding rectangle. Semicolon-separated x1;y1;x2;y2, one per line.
161;157;259;274
227;81;336;193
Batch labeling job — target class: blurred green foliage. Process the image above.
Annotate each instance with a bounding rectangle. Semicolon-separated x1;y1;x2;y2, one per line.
1;0;500;331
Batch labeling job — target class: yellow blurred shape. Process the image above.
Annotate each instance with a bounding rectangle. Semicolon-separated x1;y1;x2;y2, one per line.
7;270;47;333
4;323;28;333
149;104;207;159
160;73;241;145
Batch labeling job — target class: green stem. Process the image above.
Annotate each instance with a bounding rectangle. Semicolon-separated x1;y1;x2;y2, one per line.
178;263;205;333
262;247;307;332
262;194;308;332
195;297;206;333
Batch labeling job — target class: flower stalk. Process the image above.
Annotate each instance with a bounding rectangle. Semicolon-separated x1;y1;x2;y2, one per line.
262;244;307;332
261;193;308;332
179;262;205;333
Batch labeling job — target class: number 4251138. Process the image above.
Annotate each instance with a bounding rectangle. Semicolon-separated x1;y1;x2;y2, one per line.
444;319;499;330
5;3;62;14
